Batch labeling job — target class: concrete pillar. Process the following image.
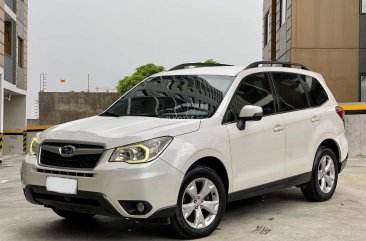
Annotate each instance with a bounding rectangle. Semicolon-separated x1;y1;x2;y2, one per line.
3;94;26;155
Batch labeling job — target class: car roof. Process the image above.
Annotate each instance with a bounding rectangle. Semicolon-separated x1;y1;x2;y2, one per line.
153;66;246;77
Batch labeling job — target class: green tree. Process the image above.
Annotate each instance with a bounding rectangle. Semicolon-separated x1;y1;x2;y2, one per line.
117;64;165;93
203;59;219;64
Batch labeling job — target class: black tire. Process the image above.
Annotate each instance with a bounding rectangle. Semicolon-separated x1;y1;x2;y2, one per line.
170;166;226;239
52;208;95;220
301;146;339;202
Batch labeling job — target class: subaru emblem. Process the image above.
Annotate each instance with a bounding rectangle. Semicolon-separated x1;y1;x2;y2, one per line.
59;145;76;157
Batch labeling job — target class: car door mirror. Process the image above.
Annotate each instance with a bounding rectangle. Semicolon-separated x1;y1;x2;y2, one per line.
237;105;263;131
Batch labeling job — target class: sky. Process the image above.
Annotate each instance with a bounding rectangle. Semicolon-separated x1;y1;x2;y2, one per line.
27;0;263;118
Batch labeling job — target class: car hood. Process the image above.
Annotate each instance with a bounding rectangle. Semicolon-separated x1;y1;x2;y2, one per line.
40;116;201;149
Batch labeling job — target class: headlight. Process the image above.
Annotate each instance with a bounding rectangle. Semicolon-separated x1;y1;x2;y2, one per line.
29;134;40;156
110;136;173;164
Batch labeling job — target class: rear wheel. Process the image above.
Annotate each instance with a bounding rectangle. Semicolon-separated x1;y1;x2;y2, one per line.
52;208;95;220
301;146;338;202
171;166;226;239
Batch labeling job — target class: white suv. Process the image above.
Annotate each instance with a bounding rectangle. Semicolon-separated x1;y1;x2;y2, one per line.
21;62;348;239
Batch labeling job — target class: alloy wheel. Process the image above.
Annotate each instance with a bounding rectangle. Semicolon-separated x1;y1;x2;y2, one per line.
181;178;219;229
317;155;336;194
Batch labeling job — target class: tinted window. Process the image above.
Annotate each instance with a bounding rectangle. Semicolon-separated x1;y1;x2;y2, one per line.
300;75;329;106
272;73;310;112
225;73;275;122
102;75;234;119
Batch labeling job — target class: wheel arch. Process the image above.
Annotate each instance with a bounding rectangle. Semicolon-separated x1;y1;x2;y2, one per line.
188;156;230;194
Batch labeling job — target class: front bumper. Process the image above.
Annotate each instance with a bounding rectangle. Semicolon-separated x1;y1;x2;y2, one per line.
21;153;183;219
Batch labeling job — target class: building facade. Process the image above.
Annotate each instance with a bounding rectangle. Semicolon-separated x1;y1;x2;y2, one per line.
263;0;366;103
0;0;28;156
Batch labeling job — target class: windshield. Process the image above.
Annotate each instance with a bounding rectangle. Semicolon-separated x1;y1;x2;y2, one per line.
102;75;235;119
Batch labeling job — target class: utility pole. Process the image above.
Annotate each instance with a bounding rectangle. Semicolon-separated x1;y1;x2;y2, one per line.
40;73;47;92
39;74;42;92
88;74;90;93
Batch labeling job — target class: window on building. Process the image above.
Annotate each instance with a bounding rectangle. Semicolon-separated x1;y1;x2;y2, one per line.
5;22;12;56
280;0;287;26
264;11;270;46
18;37;24;68
361;75;366;101
300;75;329;106
271;73;310;112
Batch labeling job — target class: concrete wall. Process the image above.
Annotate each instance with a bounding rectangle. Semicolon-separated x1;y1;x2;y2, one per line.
345;114;366;156
39;92;121;125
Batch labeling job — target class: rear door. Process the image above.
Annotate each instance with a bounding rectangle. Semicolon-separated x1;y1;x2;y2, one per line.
270;72;324;177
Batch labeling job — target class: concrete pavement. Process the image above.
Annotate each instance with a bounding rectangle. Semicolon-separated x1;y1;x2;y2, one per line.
0;156;365;241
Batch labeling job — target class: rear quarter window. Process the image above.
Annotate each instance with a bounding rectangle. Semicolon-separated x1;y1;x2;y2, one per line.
300;75;329;107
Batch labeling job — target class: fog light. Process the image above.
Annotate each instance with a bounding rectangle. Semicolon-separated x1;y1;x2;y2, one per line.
137;202;145;213
119;200;152;215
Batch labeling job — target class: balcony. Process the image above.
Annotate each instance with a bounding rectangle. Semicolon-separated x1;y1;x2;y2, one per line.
5;0;16;13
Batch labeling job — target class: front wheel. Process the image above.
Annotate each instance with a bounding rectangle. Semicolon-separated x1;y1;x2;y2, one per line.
301;146;339;202
170;166;226;239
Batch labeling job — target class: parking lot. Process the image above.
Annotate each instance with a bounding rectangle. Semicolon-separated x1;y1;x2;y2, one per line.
0;155;365;241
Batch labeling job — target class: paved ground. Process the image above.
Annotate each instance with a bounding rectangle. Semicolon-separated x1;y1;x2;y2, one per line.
0;156;365;241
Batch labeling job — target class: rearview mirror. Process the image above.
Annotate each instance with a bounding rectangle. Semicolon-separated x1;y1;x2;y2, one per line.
237;105;263;131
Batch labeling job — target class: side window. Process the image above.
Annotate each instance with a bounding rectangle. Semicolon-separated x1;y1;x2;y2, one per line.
225;73;276;123
300;75;329;107
271;73;310;112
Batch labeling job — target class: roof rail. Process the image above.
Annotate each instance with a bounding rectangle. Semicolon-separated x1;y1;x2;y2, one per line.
169;63;233;71
245;61;309;70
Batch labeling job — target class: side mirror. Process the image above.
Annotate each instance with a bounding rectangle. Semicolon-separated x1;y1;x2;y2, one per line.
237;105;263;131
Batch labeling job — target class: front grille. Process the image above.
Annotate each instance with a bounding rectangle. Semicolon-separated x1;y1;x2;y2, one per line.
39;142;104;169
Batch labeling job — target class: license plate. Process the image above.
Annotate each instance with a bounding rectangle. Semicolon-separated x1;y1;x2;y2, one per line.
46;177;77;194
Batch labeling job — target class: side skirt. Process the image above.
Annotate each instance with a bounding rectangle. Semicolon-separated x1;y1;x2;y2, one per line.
227;172;312;203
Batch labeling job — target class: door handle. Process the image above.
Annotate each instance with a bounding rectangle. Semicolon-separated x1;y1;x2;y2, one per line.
273;124;285;132
311;116;320;123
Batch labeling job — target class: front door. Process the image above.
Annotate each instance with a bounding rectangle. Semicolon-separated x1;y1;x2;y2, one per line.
225;73;286;191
